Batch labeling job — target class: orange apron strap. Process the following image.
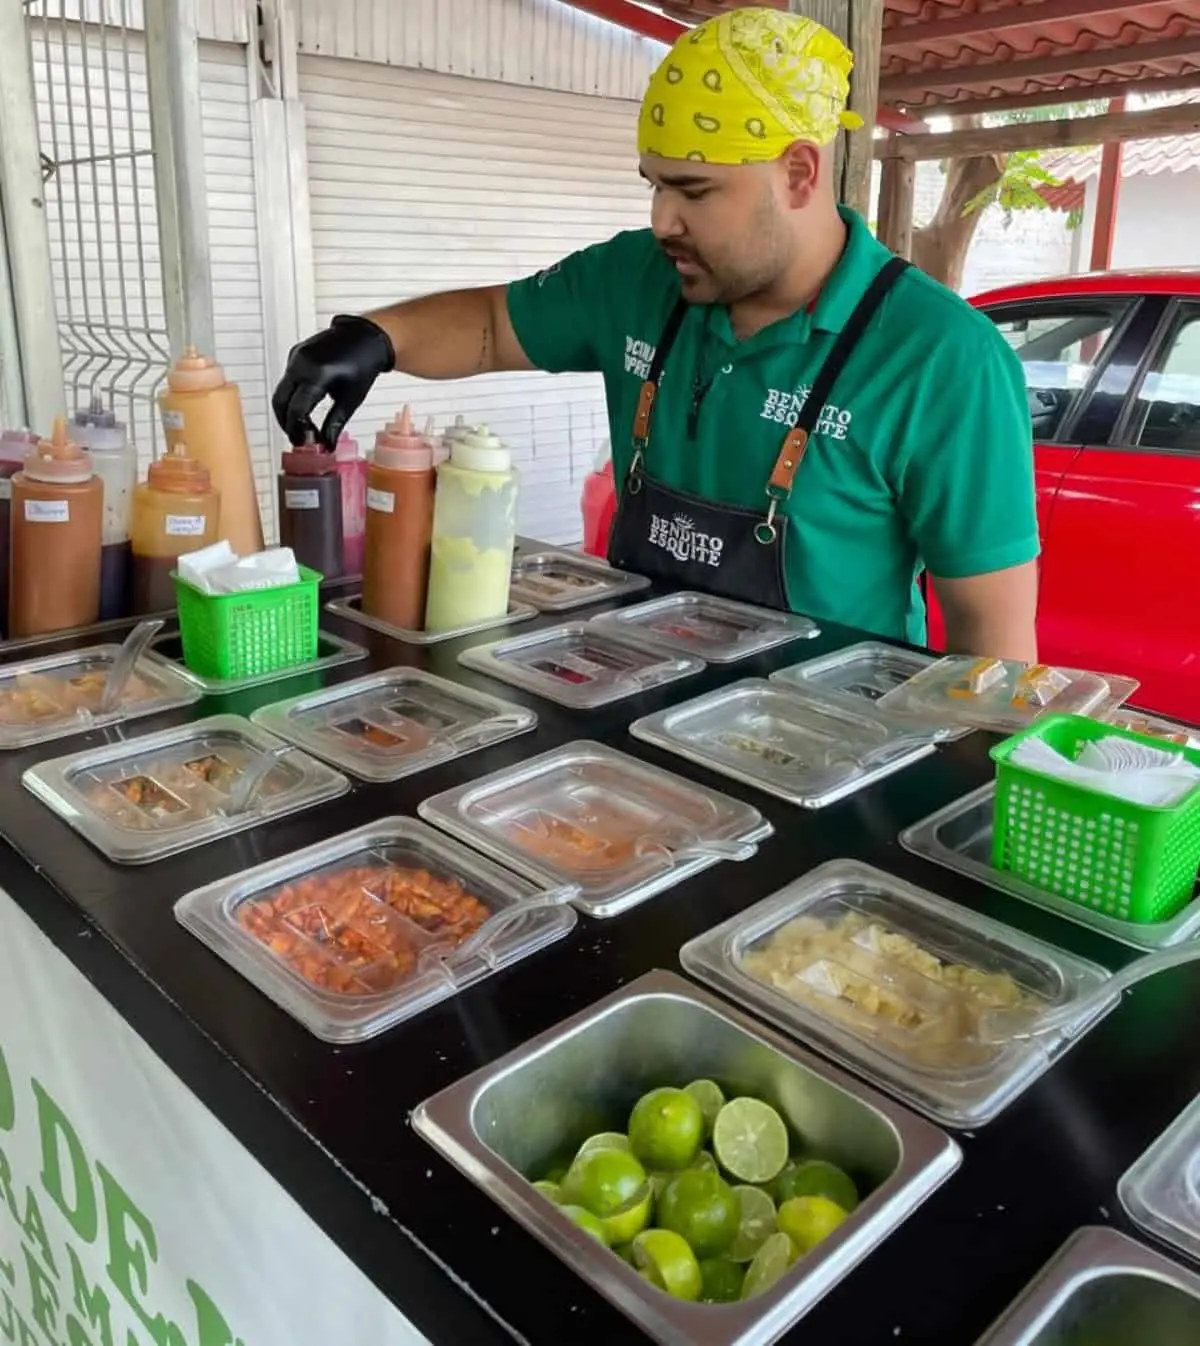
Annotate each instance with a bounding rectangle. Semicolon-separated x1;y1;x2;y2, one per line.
767;427;810;496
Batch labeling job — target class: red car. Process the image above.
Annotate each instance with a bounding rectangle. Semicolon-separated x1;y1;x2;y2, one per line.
583;270;1200;721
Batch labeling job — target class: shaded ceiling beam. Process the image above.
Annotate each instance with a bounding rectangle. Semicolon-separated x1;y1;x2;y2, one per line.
905;70;1200;119
874;97;1200;160
878;104;932;133
880;33;1200;99
882;0;1164;50
557;0;685;46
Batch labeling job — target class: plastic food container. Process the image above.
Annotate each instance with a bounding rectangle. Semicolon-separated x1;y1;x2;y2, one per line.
419;741;771;918
174;817;577;1043
413;970;960;1346
630;680;935;809
0;645;200;749
590;592;819;662
680;860;1115;1128
1120;1092;1200;1267
901;783;1200;952
325;592;536;646
458;623;704;710
23;715;349;863
876;654;1137;734
250;669;536;782
991;714;1200;925
1107;706;1200;750
148;628;366;695
508;551;649;612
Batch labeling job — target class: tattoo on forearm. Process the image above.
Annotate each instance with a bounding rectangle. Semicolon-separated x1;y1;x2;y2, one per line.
476;324;490;373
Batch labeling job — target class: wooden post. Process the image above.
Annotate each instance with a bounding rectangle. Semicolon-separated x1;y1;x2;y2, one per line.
787;0;885;215
1090;95;1126;271
877;153;915;258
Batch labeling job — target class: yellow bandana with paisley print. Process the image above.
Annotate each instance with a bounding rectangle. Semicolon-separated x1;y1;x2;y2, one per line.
638;7;864;165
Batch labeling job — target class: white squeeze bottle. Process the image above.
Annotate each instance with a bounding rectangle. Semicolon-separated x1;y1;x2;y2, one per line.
423;424;518;633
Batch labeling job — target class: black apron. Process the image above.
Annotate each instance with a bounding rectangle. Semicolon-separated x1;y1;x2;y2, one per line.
608;256;909;611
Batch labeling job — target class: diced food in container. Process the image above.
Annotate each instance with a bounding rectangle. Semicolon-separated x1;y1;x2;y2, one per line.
1109;707;1200;750
590;592;818;662
419;741;770;917
680;860;1114;1127
175;818;576;1042
23;715;348;862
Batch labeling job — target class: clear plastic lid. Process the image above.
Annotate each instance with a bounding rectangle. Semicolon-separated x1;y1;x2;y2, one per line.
589;592;819;662
1108;707;1200;750
325;593;537;646
680;859;1114;1127
458;623;704;709
629;680;935;809
508;552;649;613
23;715;349;863
0;645;200;749
174;817;577;1043
876;655;1137;734
419;741;771;918
250;669;537;781
1119;1091;1200;1265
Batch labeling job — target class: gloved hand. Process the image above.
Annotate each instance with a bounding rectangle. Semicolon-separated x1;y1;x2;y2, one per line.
272;315;395;449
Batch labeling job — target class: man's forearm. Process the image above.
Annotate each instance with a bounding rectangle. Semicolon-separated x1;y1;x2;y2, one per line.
933;562;1039;663
364;285;531;380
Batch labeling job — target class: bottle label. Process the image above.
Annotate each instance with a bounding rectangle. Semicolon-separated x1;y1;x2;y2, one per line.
285;488;320;510
165;514;207;536
160;410;185;432
25;499;69;523
367;487;395;514
0;480;11;501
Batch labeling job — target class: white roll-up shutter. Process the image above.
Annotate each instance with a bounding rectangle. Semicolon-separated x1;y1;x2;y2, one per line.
300;54;653;545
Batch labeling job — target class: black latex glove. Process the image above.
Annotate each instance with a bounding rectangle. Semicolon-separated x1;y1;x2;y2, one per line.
272;314;395;449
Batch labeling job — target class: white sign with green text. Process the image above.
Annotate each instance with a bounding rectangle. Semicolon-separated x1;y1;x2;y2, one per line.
0;891;432;1346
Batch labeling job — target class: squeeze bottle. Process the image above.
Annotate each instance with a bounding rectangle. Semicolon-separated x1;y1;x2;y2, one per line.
69;395;135;620
278;433;343;579
424;424;518;633
158;347;263;556
362;407;436;631
9;418;103;638
334;431;367;575
130;445;220;614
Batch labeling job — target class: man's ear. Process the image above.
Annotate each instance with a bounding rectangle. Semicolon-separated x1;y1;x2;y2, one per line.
779;141;823;210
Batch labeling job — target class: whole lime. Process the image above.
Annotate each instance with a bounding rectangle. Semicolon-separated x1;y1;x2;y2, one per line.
628;1087;705;1171
772;1159;859;1213
561;1147;647;1217
699;1257;745;1304
657;1169;740;1258
777;1195;849;1255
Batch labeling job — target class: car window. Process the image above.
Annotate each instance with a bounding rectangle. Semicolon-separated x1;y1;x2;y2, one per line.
987;304;1126;443
1126;303;1200;453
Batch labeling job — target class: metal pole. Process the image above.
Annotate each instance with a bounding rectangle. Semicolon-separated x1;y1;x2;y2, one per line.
0;189;25;429
0;0;65;428
145;0;215;357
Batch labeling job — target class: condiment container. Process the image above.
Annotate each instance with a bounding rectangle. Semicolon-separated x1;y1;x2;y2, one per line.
362;406;436;631
333;430;367;575
158;346;263;556
591;592;818;662
277;433;343;579
68;396;135;621
580;445;616;560
130;445;220;614
9;418;103;639
0;427;39;634
424;423;518;633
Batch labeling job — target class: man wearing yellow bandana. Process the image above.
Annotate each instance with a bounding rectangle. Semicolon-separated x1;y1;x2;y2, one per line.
275;7;1038;659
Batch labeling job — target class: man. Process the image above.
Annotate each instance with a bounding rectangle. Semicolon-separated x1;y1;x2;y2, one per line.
274;7;1039;659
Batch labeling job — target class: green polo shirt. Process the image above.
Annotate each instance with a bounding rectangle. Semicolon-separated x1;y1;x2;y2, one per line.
507;208;1038;644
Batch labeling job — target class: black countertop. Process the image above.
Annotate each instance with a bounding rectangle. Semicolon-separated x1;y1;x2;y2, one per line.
2;572;1199;1346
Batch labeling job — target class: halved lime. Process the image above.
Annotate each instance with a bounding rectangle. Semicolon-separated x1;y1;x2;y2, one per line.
560;1203;609;1246
576;1131;633;1159
599;1182;654;1245
772;1158;859;1212
561;1147;647;1217
631;1229;702;1301
728;1185;777;1263
684;1079;726;1139
777;1195;848;1255
740;1231;795;1300
628;1087;705;1171
712;1098;790;1185
699;1256;745;1304
532;1179;563;1204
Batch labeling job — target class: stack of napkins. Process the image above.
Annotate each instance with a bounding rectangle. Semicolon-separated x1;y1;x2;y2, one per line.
178;542;301;595
1011;734;1200;807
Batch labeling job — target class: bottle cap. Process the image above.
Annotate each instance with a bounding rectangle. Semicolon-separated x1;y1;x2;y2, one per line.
164;346;227;394
450;424;511;474
282;431;337;477
23;417;95;484
69;395;126;455
147;443;212;494
0;427;39;463
333;431;361;462
373;406;433;471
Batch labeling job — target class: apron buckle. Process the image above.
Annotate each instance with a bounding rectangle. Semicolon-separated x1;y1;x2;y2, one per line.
755;495;780;546
627;449;645;496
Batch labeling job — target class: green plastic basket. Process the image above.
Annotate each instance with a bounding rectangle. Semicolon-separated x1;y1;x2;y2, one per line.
990;713;1200;925
172;566;322;682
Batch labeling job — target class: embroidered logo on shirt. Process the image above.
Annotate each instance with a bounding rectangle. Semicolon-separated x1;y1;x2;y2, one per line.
624;335;658;379
760;387;852;440
647;513;724;567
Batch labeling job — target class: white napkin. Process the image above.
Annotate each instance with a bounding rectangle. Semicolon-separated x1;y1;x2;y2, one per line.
1011;735;1200;807
177;543;300;595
